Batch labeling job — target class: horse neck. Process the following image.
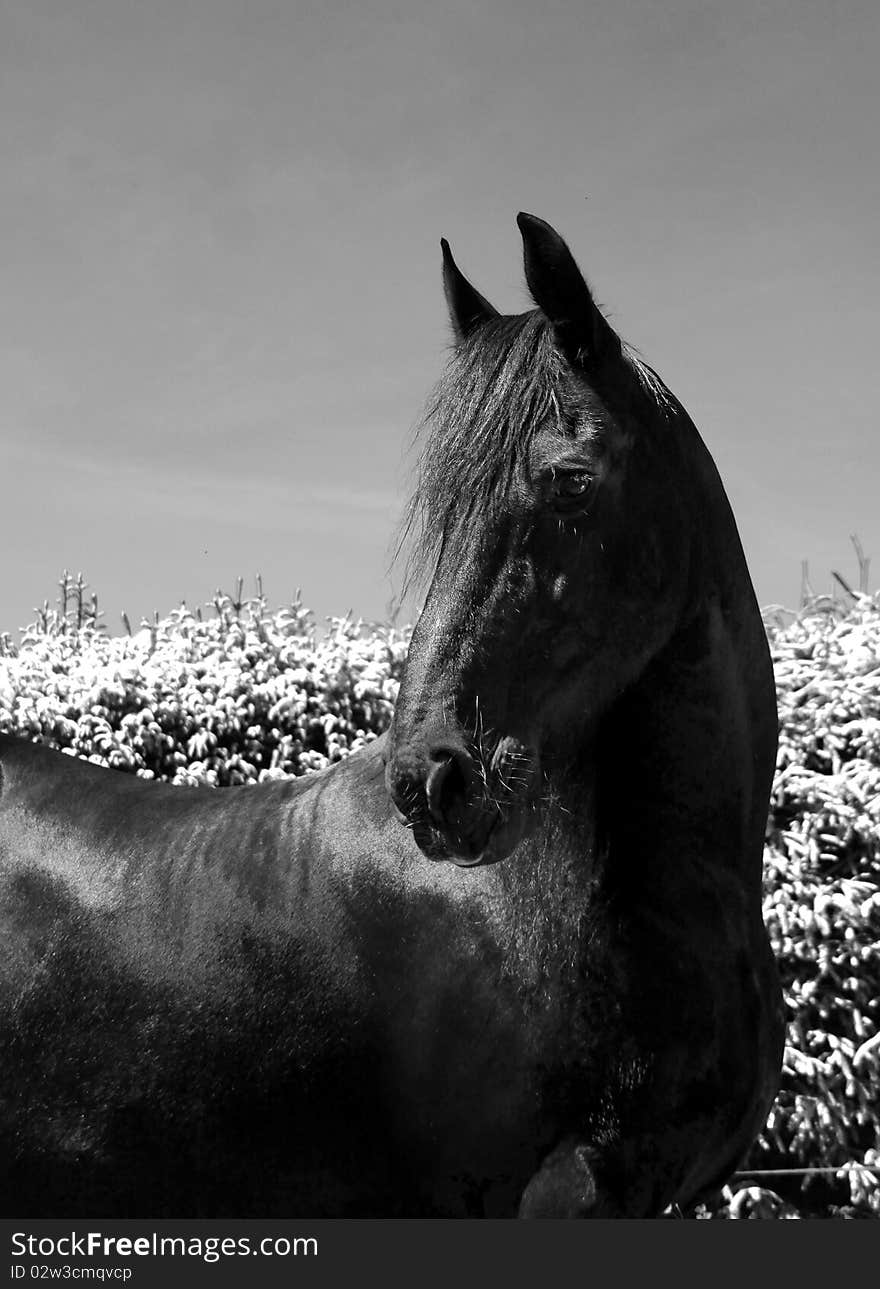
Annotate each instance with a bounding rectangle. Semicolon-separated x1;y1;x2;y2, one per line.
594;431;778;901
490;606;775;992
494;781;601;993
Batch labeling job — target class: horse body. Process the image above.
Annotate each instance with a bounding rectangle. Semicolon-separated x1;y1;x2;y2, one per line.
0;732;525;1215
0;722;777;1218
0;214;783;1217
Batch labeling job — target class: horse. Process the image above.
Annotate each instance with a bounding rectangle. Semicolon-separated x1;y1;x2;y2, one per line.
0;213;783;1218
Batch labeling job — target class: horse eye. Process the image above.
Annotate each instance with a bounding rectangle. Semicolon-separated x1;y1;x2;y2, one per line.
552;473;594;509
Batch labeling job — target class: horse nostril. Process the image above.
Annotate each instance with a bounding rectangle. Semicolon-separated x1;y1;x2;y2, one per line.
425;747;471;824
385;754;424;823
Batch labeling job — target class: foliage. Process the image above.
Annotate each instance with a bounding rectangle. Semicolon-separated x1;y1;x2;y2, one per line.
0;575;408;785
1;573;878;1218
719;591;880;1220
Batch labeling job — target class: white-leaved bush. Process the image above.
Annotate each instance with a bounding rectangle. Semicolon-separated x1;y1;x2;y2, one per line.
1;578;878;1218
0;589;409;785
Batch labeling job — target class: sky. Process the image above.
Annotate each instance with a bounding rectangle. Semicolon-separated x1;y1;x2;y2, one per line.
2;0;878;636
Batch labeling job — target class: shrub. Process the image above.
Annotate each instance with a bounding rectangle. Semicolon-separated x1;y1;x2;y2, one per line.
721;592;880;1219
0;578;409;785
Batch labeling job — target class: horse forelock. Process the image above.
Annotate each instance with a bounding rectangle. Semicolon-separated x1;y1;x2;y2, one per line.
397;311;564;592
396;314;676;595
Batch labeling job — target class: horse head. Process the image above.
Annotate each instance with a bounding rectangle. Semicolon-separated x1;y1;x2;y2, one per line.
386;214;697;866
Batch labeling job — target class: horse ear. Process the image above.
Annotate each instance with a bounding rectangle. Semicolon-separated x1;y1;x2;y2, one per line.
441;238;499;342
516;213;621;369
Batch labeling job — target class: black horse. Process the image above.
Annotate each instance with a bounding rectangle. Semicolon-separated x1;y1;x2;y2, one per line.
0;214;783;1217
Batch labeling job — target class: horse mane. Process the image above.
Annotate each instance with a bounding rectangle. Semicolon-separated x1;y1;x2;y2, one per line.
622;348;677;415
396;310;674;594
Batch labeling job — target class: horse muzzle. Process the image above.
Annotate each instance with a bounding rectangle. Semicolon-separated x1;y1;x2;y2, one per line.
384;734;541;866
